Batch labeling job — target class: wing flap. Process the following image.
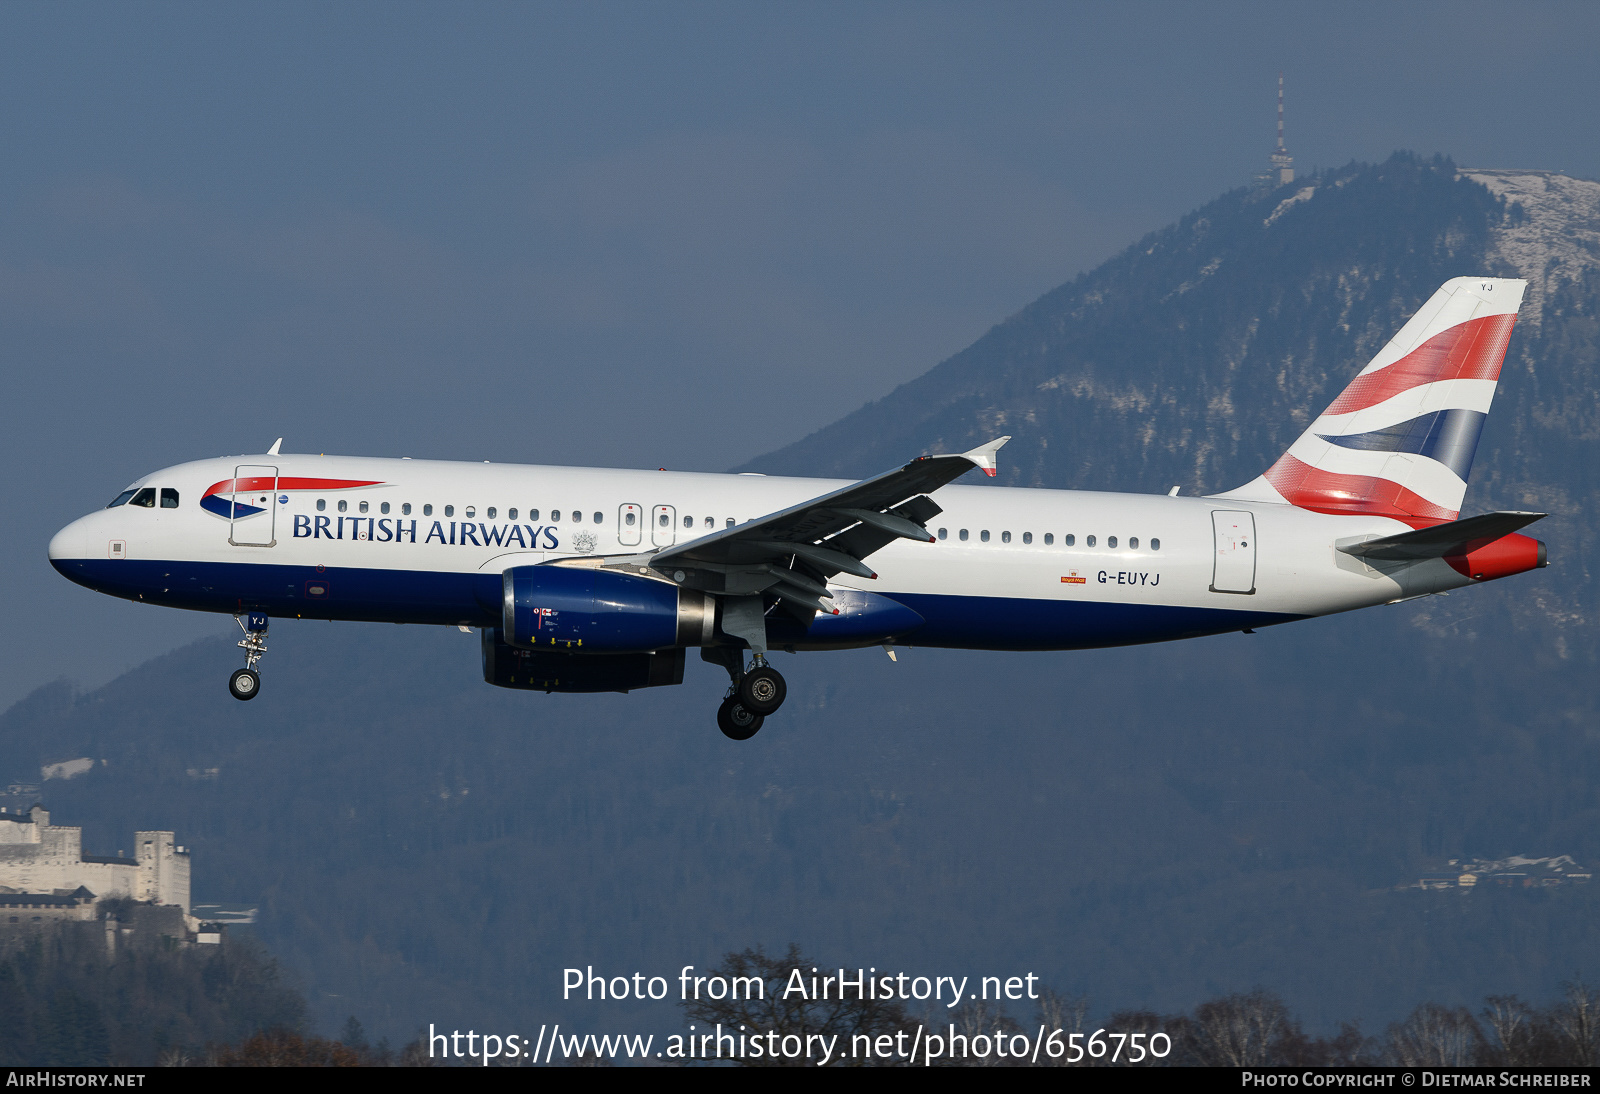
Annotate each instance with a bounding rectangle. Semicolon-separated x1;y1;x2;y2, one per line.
653;438;1006;576
642;437;1008;618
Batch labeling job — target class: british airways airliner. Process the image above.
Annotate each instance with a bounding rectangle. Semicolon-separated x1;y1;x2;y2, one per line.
49;278;1547;738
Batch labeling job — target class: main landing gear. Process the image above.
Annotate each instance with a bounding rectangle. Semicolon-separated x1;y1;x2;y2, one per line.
704;649;788;740
229;612;269;701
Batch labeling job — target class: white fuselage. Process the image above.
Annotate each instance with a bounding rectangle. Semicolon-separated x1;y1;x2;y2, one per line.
49;453;1478;651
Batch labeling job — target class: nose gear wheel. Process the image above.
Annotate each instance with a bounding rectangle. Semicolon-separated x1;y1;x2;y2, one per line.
228;668;260;701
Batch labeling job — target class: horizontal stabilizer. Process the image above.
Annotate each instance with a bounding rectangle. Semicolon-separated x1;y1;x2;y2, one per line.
1337;511;1545;561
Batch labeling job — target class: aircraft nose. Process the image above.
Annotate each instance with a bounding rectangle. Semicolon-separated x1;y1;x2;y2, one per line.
49;518;87;564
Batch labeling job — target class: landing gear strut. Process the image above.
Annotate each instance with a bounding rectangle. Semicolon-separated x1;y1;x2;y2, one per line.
229;612;269;701
703;647;787;740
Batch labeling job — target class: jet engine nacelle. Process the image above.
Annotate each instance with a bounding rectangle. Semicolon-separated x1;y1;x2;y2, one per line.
501;564;713;652
482;629;685;693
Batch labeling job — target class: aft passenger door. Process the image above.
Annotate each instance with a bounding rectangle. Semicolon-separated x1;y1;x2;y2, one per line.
651;504;676;548
229;464;278;547
1210;510;1256;594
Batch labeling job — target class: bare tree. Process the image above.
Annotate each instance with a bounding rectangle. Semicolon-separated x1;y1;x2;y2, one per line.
1035;989;1091;1067
1306;1023;1370;1066
1547;981;1600;1066
1382;1003;1486;1066
1102;1008;1184;1067
938;997;1025;1067
1185;989;1295;1067
679;945;909;1067
1482;995;1537;1065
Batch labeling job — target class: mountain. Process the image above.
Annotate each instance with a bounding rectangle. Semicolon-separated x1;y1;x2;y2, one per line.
5;154;1600;1049
741;154;1600;660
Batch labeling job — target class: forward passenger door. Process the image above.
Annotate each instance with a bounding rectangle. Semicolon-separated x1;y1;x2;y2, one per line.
229;464;279;547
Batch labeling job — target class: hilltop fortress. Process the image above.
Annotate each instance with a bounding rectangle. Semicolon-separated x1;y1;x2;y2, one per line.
0;804;189;923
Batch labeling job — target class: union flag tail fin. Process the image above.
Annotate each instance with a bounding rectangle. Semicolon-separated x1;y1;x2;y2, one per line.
1216;277;1525;522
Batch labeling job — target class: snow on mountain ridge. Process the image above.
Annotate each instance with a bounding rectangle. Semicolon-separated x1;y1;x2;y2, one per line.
1462;170;1600;327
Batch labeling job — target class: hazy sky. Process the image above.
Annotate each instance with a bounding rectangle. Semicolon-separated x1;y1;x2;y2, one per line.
3;1;1598;708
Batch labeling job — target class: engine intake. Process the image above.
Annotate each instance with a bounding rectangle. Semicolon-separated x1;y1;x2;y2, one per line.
502;564;713;652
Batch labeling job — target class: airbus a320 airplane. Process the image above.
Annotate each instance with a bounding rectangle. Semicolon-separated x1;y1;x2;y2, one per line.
50;278;1547;739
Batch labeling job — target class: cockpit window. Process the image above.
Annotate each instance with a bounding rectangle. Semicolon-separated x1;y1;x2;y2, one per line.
130;488;156;508
107;490;137;508
160;489;179;509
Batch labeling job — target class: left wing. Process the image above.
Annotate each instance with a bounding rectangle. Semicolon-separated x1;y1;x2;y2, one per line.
636;437;1009;615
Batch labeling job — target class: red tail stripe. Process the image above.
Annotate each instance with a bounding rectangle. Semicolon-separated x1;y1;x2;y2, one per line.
203;477;383;498
1321;313;1516;416
1263;454;1458;521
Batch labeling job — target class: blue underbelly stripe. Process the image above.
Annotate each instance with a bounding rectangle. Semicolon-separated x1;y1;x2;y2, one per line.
883;591;1300;650
54;557;504;626
53;558;1302;650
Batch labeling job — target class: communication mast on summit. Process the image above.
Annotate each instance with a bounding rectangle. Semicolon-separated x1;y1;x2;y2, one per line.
1269;72;1294;186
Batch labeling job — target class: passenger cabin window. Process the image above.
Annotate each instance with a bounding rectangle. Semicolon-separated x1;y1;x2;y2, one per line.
107;490;137;508
1022;532;1032;544
1044;533;1054;545
959;529;969;541
338;500;348;513
571;510;582;523
402;503;411;515
551;510;561;521
507;508;517;520
1151;538;1161;551
528;509;539;521
486;507;496;519
317;499;326;512
683;515;693;528
1086;535;1096;547
130;488;156;508
938;528;947;540
444;505;454;517
465;506;476;518
980;530;990;542
595;512;603;524
658;513;669;527
1129;537;1139;549
1001;531;1011;543
381;502;390;515
1108;536;1118;548
1064;534;1074;546
423;504;433;516
160;489;179;509
359;501;369;514
726;518;734;528
624;512;635;526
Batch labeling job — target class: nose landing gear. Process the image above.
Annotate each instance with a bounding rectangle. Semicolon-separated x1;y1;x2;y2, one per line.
229;612;269;701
